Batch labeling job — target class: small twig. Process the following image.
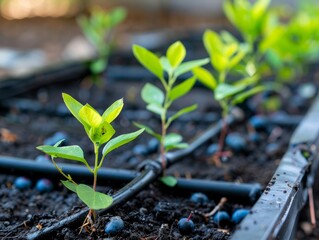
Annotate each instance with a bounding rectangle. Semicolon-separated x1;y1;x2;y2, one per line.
308;187;316;227
204;197;227;218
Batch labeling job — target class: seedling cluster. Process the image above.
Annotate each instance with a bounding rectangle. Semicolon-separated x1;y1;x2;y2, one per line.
37;93;144;226
31;0;319;237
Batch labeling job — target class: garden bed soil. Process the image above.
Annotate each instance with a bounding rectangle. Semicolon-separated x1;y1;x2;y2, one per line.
0;71;317;239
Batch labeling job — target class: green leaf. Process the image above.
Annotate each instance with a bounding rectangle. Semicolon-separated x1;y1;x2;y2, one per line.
223;0;236;26
36;145;87;165
165;142;188;151
62;93;90;131
102;98;124;123
133;122;161;140
214;83;246;101
133;45;163;79
79;104;102;128
193;67;217;90
211;53;229;72
166;41;186;68
102;128;144;156
109;7;126;26
252;0;270;20
203;30;223;56
146;103;165;116
76;184;113;210
168;76;196;101
175;58;209;77
167;104;197;126
234;75;260;88
93;121;116;145
164;133;183;147
61;180;77;193
90;58;107;74
141;83;164;106
231;85;266;105
160;56;172;73
160;176;177;187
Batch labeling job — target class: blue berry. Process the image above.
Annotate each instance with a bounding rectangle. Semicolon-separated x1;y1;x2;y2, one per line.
178;218;194;235
249;115;268;130
265;142;281;156
44;132;68;146
14;177;32;190
213;211;230;225
133;144;148;156
231;209;249;224
206;143;219;155
147;138;159;153
248;132;261;143
35;178;53;193
105;216;124;235
190;193;209;205
225;133;247;152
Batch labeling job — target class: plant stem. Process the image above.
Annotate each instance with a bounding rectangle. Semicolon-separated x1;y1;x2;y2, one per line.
93;143;100;191
160;118;167;170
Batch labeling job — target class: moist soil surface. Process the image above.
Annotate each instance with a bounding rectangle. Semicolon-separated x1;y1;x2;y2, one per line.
0;65;318;239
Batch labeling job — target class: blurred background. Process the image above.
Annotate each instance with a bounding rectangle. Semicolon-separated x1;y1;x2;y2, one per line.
0;0;298;77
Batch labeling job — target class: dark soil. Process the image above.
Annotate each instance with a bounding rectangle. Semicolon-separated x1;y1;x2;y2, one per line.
0;69;316;239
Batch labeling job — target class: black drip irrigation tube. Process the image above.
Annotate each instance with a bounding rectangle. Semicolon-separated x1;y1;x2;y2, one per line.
0;156;260;204
0;61;90;101
231;94;319;240
23;111;254;240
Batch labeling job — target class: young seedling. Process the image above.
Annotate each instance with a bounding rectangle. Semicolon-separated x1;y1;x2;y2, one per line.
77;7;126;82
132;41;209;184
194;30;265;165
37;93;144;231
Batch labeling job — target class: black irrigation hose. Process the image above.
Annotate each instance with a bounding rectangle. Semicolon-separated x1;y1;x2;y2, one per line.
231;94;319;240
0;156;261;204
0;98;219;123
25;113;243;240
0;61;90;101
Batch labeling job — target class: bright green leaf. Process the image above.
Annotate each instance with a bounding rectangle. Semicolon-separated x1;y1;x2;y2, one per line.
252;0;270;20
61;180;77;193
141;83;164;106
160;176;177;187
94;121;116;145
203;30;223;56
168;77;196;101
211;53;229;72
167;104;197;126
133;122;161;140
133;45;163;79
166;41;186;68
79;104;102;128
62;93;90;132
76;184;113;210
102;98;124;123
175;58;209;77
36;145;87;165
193;67;217;90
102;128;145;156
